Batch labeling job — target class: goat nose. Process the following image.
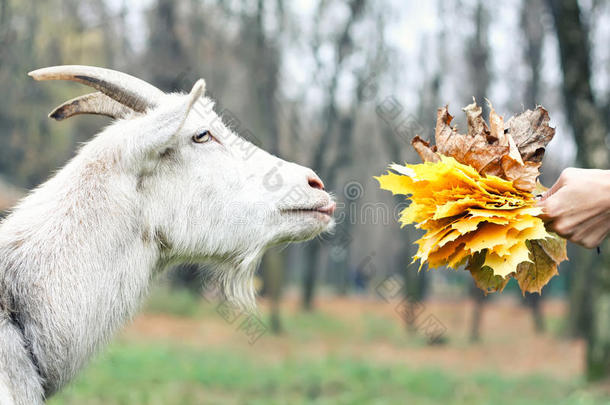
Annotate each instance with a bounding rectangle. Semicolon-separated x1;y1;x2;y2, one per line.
307;174;325;190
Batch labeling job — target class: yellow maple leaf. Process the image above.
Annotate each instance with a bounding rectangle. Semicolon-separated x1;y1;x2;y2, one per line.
467;252;510;294
376;157;564;292
515;236;566;294
376;101;567;295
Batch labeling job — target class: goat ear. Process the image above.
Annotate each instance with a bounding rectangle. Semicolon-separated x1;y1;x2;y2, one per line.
127;79;207;160
186;79;206;114
174;79;206;132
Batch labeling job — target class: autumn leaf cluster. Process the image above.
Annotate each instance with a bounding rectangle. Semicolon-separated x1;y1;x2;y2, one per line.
377;101;567;294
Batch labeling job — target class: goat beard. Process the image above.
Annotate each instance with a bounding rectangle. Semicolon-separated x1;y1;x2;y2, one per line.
205;254;262;313
201;220;336;312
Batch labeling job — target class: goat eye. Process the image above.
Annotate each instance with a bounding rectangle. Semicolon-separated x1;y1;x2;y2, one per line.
193;130;212;143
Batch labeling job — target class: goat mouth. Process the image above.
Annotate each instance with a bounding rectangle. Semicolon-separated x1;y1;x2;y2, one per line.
282;202;336;217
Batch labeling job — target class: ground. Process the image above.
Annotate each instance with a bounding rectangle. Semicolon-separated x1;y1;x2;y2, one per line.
49;289;610;405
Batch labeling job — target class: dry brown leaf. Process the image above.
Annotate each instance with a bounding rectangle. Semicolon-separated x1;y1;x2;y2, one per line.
412;136;440;163
490;104;523;165
537;232;568;264
501;159;541;192
430;101;556;192
506;107;556;163
435;105;508;175
488;102;505;142
463;101;491;140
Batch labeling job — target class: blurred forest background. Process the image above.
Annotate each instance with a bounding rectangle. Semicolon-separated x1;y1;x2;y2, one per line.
1;0;610;403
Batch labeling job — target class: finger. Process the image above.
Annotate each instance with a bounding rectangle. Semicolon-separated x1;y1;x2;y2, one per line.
537;201;552;222
581;232;609;249
538;187;594;225
581;214;610;248
536;193;558;222
539;176;564;201
553;214;595;240
570;212;610;248
547;220;574;239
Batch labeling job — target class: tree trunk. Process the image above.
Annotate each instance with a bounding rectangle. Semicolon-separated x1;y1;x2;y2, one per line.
588;255;610;379
470;287;486;342
302;242;321;311
526;293;545;333
300;0;366;310
547;0;610;379
521;0;546;334
251;0;284;331
467;0;490;343
567;250;596;337
547;0;608;167
145;0;190;91
263;248;284;334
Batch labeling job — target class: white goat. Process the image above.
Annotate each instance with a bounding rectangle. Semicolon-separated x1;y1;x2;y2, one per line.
0;66;335;404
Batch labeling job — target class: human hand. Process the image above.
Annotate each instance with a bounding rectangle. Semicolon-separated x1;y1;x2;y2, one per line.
537;168;610;249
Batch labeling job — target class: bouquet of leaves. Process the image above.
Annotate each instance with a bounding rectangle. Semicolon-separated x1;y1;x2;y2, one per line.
376;101;567;294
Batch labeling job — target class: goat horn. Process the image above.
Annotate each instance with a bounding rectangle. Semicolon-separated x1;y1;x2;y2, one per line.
28;65;164;112
49;92;135;121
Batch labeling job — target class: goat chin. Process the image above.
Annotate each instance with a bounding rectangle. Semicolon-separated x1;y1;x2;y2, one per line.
0;65;336;403
217;216;336;312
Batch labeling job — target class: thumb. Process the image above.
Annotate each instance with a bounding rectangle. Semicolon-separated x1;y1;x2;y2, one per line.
539;176;564;201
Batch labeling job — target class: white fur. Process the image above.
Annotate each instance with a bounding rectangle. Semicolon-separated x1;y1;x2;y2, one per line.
0;81;333;403
0;376;14;405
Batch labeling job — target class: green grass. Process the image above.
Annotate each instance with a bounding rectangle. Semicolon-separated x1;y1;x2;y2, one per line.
48;289;608;404
282;310;352;341
49;342;607;405
360;313;425;347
